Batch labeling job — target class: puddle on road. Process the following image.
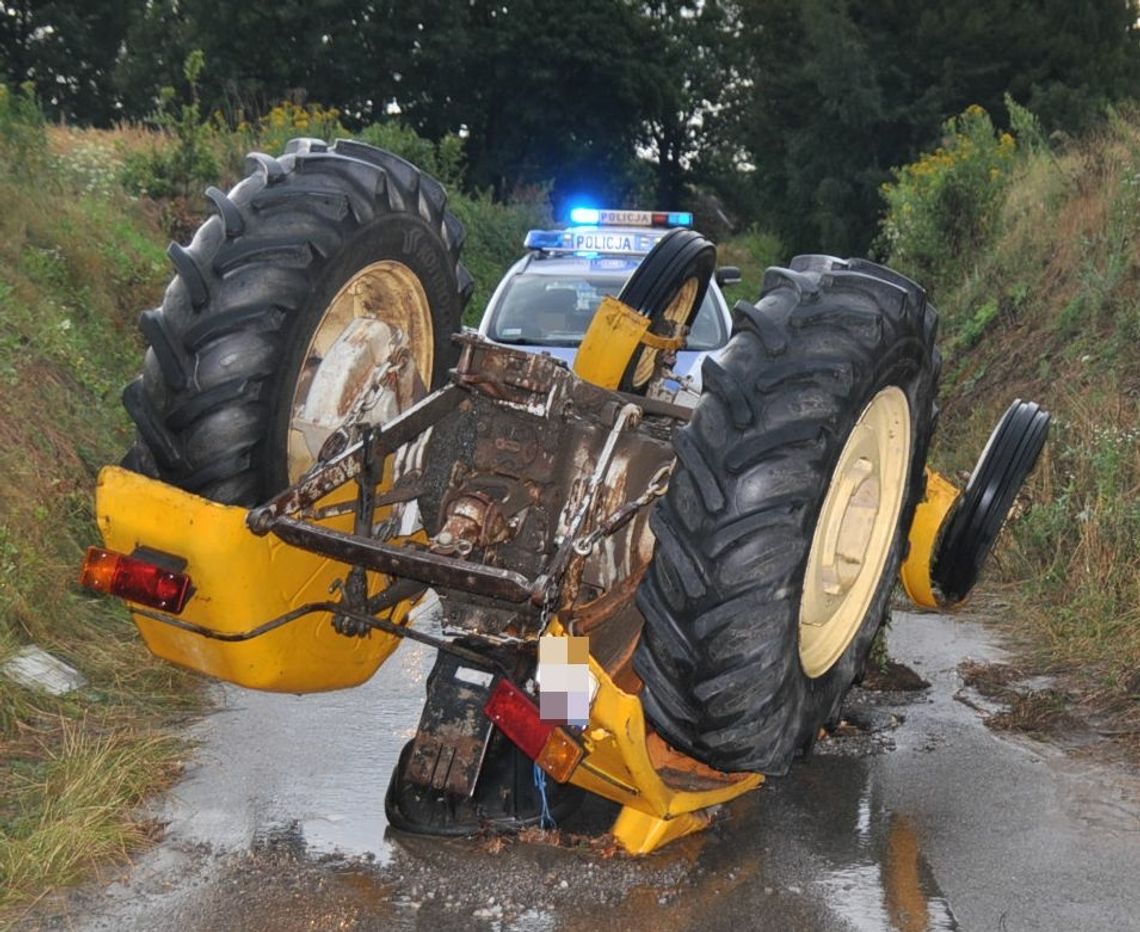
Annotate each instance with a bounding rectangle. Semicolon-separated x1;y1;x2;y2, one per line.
163;611;436;864
780;767;959;931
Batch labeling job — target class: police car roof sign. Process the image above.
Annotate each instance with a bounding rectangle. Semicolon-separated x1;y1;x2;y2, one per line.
524;227;670;256
525;208;693;256
568;208;693;228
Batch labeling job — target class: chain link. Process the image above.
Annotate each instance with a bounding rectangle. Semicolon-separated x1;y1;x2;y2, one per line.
572;462;673;557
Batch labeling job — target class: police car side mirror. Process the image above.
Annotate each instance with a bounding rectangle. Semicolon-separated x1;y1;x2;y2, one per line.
715;266;742;286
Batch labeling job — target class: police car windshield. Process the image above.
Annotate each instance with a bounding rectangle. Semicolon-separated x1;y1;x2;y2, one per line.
488;271;726;350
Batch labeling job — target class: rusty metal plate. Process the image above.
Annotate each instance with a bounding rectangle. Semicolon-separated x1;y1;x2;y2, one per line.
404;650;498;797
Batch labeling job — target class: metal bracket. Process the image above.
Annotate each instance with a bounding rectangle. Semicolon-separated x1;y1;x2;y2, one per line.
530;402;642;606
247;384;462;533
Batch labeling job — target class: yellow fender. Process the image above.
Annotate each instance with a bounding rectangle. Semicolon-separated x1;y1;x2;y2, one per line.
93;466;413;692
572;295;685;390
573;295;653;389
544;620;763;854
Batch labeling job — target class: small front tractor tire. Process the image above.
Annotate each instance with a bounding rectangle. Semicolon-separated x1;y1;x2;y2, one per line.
122;138;471;504
634;256;940;774
615;228;717;393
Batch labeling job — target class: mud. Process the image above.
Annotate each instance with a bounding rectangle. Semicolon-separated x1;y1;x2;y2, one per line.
23;611;1140;932
956;659;1083;739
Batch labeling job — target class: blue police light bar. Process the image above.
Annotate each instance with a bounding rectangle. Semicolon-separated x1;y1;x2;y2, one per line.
569;207;600;225
524;230;568;250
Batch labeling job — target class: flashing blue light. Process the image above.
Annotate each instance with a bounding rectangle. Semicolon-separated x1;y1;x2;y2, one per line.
569;207;601;225
524;230;566;250
668;211;694;227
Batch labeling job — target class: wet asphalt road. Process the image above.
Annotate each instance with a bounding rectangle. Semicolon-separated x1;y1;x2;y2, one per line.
26;610;1140;932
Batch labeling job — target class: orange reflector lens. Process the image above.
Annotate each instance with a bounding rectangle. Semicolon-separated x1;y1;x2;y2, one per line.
536;727;584;783
80;546;192;614
484;678;554;759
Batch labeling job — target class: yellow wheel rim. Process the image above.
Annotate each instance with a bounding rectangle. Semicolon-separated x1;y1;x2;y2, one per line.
630;276;699;388
799;386;911;678
288;260;435;482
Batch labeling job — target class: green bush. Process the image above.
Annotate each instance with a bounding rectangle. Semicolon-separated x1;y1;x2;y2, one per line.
878;105;1017;291
958;297;1000;350
357;121;466;189
120;50;219;199
448;190;553;324
0;83;50;177
717;225;785;306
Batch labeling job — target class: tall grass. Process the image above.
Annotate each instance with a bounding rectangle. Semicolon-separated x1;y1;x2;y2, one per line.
881;102;1140;726
0;84;200;913
1;724;183;910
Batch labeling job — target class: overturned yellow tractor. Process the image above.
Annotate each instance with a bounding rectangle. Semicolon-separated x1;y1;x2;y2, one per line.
83;141;1049;855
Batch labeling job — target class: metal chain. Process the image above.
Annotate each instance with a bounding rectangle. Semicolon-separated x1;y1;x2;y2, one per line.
572;462;673;557
342;356;399;432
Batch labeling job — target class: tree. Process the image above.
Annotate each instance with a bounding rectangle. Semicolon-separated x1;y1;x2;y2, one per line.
636;0;739;207
112;0;190;121
731;0;895;254
112;0;661;209
0;0;142;124
114;0;405;125
730;0;1140;255
392;0;660;208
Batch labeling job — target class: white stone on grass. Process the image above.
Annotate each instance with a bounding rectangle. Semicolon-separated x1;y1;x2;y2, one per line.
1;645;87;695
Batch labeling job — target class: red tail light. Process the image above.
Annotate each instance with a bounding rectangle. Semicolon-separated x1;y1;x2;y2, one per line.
484;678;584;782
80;547;192;614
485;678;553;759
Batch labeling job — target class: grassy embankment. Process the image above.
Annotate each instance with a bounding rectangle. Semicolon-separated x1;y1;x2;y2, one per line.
880;103;1139;750
0;92;551;914
0;95;201;913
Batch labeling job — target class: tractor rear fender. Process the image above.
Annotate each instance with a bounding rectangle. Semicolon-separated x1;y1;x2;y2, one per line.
94;465;411;692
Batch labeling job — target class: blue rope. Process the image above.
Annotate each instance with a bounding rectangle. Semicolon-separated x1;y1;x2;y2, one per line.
533;762;555;829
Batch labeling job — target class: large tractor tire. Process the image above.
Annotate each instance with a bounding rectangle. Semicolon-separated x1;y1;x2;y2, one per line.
122;138;471;504
634;256;940;775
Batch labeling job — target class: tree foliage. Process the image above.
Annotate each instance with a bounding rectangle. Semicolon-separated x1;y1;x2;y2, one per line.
727;0;1140;253
390;0;654;205
0;0;140;124
635;1;739;207
2;0;1139;252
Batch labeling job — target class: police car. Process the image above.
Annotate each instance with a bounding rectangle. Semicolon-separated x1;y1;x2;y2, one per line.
476;208;738;395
